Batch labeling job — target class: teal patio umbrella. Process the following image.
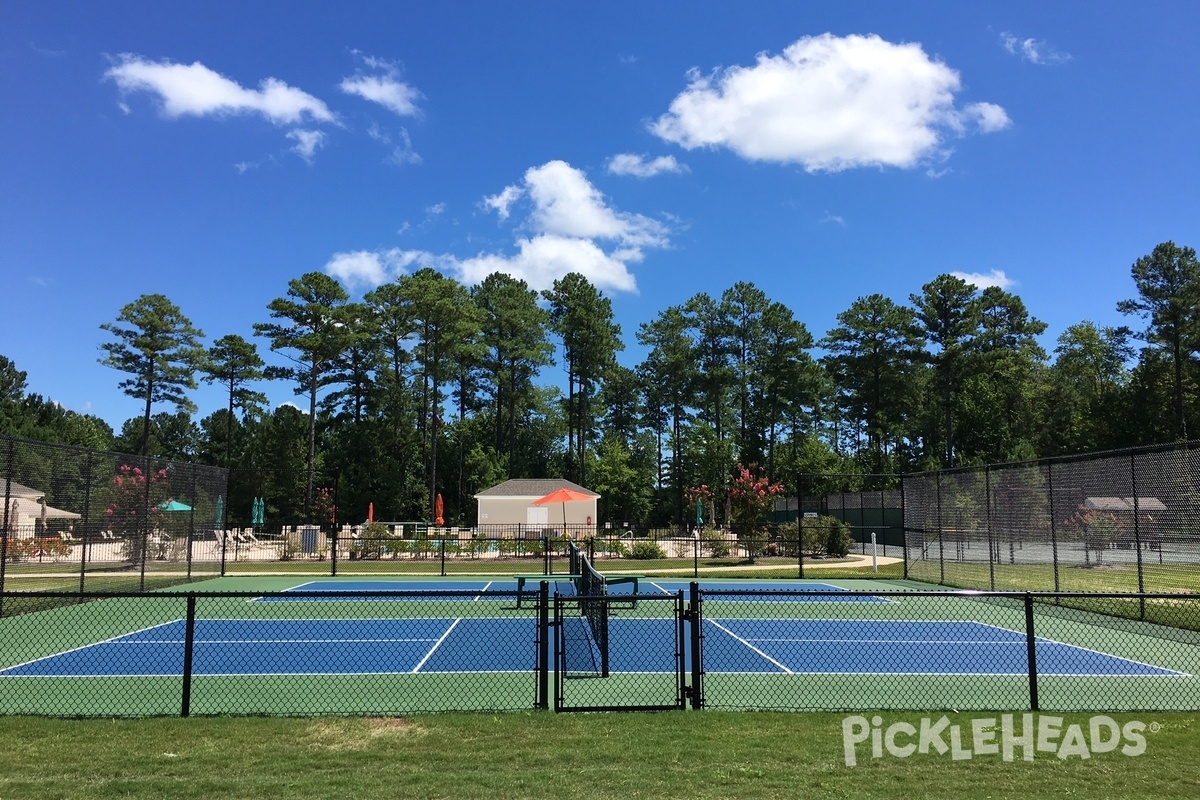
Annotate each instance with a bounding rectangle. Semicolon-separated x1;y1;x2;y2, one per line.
158;499;192;512
695;498;704;527
214;495;225;528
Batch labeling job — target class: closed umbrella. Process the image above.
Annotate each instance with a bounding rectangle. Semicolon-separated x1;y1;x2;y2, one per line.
696;498;704;527
434;494;444;526
215;495;225;529
368;502;374;524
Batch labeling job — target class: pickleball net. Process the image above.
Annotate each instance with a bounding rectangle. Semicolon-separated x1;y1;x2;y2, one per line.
562;542;610;677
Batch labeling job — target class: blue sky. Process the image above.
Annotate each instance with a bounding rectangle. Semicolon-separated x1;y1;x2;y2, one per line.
3;1;1199;431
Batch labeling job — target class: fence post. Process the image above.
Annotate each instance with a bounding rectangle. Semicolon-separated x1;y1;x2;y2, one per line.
985;467;996;591
936;472;945;585
1131;453;1146;620
693;534;699;578
537;581;549;710
900;476;909;581
440;531;447;577
181;594;197;717
0;438;12;606
331;530;339;577
139;454;151;592
186;470;197;580
1047;461;1059;594
1024;594;1039;712
79;450;93;596
688;581;704;710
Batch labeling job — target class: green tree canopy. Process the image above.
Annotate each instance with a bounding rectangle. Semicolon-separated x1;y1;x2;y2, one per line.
99;294;205;456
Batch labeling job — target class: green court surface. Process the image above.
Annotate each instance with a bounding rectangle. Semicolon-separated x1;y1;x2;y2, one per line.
0;575;1197;716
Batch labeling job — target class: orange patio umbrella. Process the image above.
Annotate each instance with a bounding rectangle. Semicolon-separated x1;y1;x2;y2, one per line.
368;502;374;524
434;493;444;526
531;487;593;527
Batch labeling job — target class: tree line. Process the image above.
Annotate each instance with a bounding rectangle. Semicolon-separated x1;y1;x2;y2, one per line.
2;241;1198;527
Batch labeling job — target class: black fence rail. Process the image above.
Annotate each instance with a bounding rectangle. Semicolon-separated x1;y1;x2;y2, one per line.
203;524;871;579
903;441;1200;598
2;587;1198;716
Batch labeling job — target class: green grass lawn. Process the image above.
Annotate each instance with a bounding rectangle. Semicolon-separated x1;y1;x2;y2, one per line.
0;711;1196;799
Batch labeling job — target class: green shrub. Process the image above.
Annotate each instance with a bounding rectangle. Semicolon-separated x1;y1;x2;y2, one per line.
603;539;628;558
775;517;854;558
737;527;769;560
628;540;666;560
823;518;854;557
701;528;731;557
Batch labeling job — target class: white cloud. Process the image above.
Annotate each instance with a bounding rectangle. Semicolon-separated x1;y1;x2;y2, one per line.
104;54;335;125
483;184;524;220
455;235;638;294
387;127;422;166
951;269;1015;290
650;33;1009;172
965;102;1011;134
324;248;419;291
1001;33;1071;65
524;160;668;248
339;73;421;117
328;160;668;296
819;212;846;227
607;153;687;178
287;129;326;162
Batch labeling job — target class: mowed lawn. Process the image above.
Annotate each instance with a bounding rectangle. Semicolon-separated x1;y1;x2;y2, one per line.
0;711;1198;799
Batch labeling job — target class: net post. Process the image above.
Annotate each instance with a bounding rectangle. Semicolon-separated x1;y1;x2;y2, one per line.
1024;593;1039;712
181;593;197;717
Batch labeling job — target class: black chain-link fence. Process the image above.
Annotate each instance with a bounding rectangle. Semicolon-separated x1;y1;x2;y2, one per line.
2;585;1198;716
0;435;228;597
904;441;1200;598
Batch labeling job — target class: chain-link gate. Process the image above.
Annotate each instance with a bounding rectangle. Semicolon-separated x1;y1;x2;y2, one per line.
553;591;687;712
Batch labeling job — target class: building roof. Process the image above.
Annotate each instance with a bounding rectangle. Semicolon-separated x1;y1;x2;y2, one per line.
1;479;42;499
1083;497;1168;512
6;496;81;520
474;478;598;499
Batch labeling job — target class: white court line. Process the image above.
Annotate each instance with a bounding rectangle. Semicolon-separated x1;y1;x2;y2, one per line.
0;619;182;674
411;619;461;673
970;620;1190;677
745;638;1033;645
707;619;793;674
